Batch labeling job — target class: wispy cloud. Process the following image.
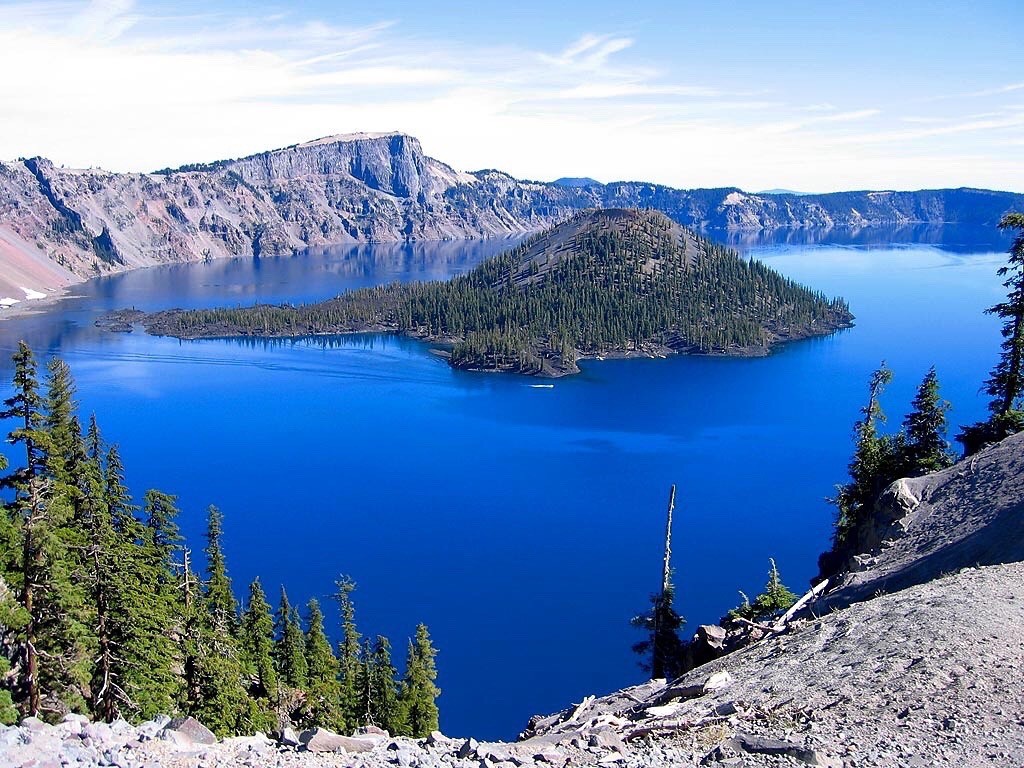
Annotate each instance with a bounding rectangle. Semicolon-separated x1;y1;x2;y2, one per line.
550;34;635;70
835;111;1024;145
758;108;882;134
0;0;1020;192
920;81;1024;103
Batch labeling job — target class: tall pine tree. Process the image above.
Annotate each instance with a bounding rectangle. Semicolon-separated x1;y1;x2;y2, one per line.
400;624;439;738
960;213;1024;453
274;587;307;690
334;575;361;729
189;505;247;736
368;636;404;735
302;599;344;731
901;367;954;474
239;578;277;732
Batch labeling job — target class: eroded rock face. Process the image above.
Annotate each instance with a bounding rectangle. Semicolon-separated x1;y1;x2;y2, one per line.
0;133;589;297
3;132;1022;299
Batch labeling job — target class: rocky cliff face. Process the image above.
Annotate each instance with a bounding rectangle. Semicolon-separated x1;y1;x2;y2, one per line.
822;431;1024;610
1;131;1022;300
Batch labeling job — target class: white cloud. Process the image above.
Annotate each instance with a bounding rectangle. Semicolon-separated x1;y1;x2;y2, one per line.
0;2;1020;192
757;109;882;135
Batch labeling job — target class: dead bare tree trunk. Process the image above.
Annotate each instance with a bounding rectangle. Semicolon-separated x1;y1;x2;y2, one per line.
661;485;676;597
651;484;677;681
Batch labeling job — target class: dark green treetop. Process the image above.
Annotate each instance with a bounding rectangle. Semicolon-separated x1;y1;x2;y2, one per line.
400;623;440;738
902;367;955;474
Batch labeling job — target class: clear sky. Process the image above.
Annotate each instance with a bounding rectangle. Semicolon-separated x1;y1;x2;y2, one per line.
1;0;1021;191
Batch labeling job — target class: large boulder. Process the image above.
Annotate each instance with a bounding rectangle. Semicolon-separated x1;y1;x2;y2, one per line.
161;716;217;746
276;727;301;747
299;727;377;753
20;716;50;732
690;624;729;667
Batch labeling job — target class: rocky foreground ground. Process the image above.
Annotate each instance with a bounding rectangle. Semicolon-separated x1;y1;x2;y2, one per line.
3;435;1023;768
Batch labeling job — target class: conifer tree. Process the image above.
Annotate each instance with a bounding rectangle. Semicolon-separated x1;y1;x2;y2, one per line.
0;569;27;725
901;367;954;474
43;359;86;490
368;636;404;734
86;414;103;462
356;637;373;728
143;490;182;564
203;505;237;636
0;342;47;484
239;578;277;732
400;624;440;738
0;343;85;717
103;447;135;533
116;486;181;720
240;578;278;697
334;575;361;728
986;213;1024;416
190;505;246;736
631;586;687;680
750;559;798;618
40;359;94;713
80;440;125;723
0;344;44;720
303;598;344;730
274;587;307;689
959;213;1024;453
832;363;900;546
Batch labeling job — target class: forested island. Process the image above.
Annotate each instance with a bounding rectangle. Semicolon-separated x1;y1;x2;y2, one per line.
124;209;853;376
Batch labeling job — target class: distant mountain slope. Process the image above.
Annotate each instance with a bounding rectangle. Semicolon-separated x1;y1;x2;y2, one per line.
1;131;1022;299
130;209;852;376
551;177;601;188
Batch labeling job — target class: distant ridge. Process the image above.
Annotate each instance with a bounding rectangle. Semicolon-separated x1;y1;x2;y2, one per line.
552;177;601;188
1;131;1022;298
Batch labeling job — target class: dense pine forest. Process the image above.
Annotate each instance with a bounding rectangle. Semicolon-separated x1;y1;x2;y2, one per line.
0;343;439;736
137;209;852;376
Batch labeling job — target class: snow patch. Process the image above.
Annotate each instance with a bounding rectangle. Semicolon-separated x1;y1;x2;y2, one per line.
722;191;747;206
21;287;46;300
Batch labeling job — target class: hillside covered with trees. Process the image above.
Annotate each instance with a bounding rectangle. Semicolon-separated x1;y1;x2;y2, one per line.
0;344;440;735
134;209;853;376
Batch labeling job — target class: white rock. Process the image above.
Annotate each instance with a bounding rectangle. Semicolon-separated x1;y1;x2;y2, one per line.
703;671;734;693
645;702;685;718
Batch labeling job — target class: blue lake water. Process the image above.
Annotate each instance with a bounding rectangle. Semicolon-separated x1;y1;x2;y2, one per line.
0;224;1011;740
